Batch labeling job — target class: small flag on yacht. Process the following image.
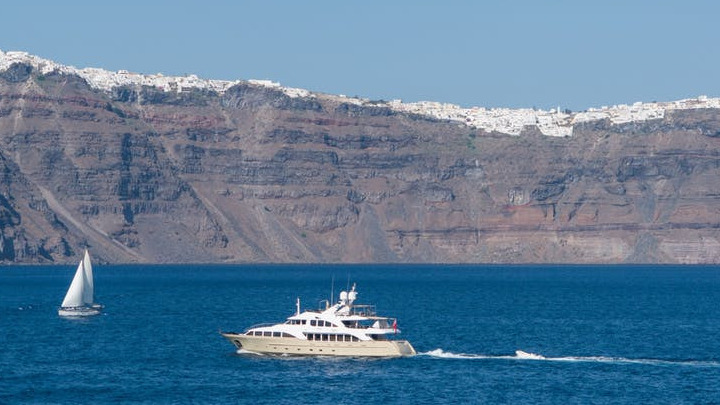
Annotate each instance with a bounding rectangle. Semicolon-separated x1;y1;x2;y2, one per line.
393;319;397;333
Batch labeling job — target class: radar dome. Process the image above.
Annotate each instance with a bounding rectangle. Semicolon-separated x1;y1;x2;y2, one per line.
340;291;348;301
348;291;357;302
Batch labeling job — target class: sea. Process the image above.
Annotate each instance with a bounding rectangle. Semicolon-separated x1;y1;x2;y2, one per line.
1;264;719;404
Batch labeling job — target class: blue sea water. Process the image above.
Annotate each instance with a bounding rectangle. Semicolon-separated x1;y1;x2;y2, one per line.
1;264;719;404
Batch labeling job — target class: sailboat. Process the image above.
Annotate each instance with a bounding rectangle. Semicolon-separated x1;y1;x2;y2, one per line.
58;249;102;317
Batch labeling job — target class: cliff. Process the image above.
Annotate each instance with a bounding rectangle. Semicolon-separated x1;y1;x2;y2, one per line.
1;50;719;264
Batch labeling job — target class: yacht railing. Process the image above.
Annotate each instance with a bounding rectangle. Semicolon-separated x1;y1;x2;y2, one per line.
244;323;277;331
349;304;376;317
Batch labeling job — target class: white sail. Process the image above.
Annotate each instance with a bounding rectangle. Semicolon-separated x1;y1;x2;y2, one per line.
81;250;94;305
61;259;86;308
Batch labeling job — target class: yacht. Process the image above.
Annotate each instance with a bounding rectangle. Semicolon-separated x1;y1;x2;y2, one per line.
220;284;416;357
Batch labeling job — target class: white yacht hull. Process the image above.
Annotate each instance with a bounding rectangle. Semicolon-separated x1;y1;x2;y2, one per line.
222;333;416;357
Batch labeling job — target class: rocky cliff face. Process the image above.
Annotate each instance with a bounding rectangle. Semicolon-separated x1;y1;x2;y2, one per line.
1;56;720;264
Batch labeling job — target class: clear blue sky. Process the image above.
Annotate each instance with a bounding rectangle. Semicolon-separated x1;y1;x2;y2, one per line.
1;0;718;111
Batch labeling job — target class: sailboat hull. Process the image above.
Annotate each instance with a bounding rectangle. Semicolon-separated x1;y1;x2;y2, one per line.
58;306;101;317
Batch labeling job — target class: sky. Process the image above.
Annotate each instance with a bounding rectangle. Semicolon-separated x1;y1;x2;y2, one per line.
1;0;718;111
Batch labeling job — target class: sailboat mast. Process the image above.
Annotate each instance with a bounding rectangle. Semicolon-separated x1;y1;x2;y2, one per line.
82;250;94;305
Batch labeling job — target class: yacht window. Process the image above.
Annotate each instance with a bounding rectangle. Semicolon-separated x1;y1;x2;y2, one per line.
352;336;359;342
329;335;336;341
314;334;320;341
273;332;281;337
310;320;317;326
302;320;307;325
263;331;271;337
322;334;329;341
282;332;292;338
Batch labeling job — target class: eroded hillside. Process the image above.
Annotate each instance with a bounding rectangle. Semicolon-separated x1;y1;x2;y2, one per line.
1;54;719;264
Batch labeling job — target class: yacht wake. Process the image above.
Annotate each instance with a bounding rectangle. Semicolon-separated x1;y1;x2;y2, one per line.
420;349;495;360
420;349;720;368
